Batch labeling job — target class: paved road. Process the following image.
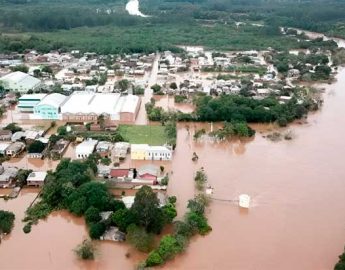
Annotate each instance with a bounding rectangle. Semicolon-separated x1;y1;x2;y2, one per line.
135;52;161;125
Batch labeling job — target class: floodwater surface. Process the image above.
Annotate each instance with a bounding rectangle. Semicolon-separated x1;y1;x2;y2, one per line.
1;33;345;270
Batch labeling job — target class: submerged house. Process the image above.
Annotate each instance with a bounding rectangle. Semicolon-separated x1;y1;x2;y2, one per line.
0;166;18;188
75;139;98;159
6;142;25;157
130;144;173;161
26;171;47;187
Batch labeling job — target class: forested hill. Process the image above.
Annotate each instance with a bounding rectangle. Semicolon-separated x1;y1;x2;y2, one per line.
1;0;345;32
1;0;345;54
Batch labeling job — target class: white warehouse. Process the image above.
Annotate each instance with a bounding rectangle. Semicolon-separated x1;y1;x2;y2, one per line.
60;91;141;124
0;71;41;93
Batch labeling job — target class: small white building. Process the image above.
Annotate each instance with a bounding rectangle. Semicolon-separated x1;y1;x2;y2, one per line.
75;139;98;159
27;171;48;187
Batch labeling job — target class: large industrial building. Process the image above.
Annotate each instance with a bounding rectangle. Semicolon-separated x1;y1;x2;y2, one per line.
33;93;67;120
60;91;141;124
0;71;41;93
18;94;47;112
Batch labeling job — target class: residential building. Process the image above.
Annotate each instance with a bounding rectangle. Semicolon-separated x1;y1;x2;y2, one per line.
26;171;48;187
6;142;25;157
110;169;130;179
0;130;12;141
137;164;159;181
147;146;173;161
130;144;148;160
0;166;18;188
0;71;41;93
96;141;113;158
130;144;173;160
50;139;69;159
75;139;98;159
0;143;10;155
113;142;130;159
18;94;47;112
33;93;67;120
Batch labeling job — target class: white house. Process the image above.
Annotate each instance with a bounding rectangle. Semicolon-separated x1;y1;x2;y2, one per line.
27;171;48;187
0;71;41;93
75;139;98;159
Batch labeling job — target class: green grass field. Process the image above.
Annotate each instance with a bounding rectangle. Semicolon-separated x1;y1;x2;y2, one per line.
118;125;167;146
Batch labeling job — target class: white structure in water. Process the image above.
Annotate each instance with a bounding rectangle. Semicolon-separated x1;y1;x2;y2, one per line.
239;194;251;208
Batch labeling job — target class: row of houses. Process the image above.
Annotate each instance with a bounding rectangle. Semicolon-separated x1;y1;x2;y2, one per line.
75;139;173;161
0;168;47;188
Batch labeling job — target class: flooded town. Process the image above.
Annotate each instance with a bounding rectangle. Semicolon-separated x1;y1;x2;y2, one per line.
1;16;345;270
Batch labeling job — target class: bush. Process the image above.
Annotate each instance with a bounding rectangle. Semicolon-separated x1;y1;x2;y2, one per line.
185;211;212;235
100;157;111;166
85;207;101;224
23;223;32;234
89;222;106;239
75;240;95;260
4;123;22;133
157;235;184;261
111;208;136;232
127;224;154;252
28;140;45;153
146;251;163;267
0;210;15;234
24;201;53;223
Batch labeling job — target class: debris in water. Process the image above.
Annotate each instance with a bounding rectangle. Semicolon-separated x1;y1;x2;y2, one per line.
239;194;251;208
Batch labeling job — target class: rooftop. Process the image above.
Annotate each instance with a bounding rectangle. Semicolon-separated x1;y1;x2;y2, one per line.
36;93;67;108
27;171;48;182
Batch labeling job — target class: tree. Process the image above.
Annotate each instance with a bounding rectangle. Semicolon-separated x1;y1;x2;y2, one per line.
169;82;177;90
85;207;101;224
111;208;136;232
15;169;32;187
27;140;45;153
146;250;163;267
131;185;165;233
10;65;29;73
33;69;41;78
42;66;53;74
117;79;130;92
4;123;22;133
57;126;67;136
89;222;106;239
127;224;154;252
151;84;162;93
0;210;15;234
74;240;95;260
162;203;177;223
157;235;183;260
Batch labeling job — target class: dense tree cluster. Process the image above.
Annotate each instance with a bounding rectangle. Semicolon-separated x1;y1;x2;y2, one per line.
23;156;120;238
145;193;211;267
0;210;15;234
194;95;309;126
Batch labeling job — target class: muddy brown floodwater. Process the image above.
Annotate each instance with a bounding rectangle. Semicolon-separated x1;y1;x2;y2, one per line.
162;69;345;270
1;59;345;269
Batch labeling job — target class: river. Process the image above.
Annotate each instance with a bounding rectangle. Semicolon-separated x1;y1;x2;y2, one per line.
1;32;345;269
125;0;149;17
